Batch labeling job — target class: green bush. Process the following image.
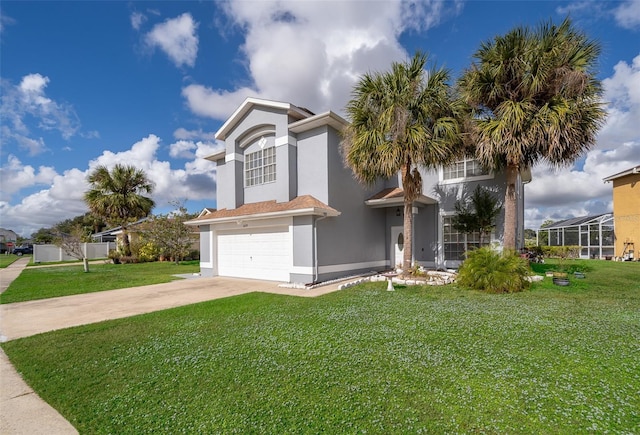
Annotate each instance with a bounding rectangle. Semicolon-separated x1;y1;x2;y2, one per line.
185;249;200;261
108;249;121;264
541;245;580;259
137;242;161;262
118;255;139;264
457;247;531;293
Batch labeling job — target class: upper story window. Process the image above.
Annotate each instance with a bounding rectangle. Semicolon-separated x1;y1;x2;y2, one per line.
245;146;276;187
442;158;490;181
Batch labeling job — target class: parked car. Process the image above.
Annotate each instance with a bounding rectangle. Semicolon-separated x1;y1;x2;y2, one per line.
12;245;33;256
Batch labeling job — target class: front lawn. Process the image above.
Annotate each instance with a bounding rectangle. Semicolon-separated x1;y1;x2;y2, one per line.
0;261;200;304
0;254;20;268
2;260;639;433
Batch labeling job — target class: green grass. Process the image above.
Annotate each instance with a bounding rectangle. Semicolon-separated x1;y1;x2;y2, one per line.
27;258;106;267
2;260;639;433
0;254;20;268
0;261;200;304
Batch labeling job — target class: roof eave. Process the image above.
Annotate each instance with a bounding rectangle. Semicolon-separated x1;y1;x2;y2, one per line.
289;111;349;133
204;150;225;162
603;165;640;182
365;196;437;208
185;207;340;226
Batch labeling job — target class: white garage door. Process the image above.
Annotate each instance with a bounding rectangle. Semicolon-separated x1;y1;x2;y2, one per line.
217;227;291;281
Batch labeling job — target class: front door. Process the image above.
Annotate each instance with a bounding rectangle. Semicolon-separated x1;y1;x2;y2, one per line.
390;226;404;270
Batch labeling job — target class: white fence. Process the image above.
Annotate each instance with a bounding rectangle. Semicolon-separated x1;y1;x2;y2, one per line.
33;242;116;263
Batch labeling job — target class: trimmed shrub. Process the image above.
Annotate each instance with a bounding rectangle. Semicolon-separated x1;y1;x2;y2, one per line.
108;249;121;264
137;242;161;263
457;247;531;293
541;245;580;259
119;255;139;264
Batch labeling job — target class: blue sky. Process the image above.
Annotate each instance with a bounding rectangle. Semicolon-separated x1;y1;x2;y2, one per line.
1;1;639;237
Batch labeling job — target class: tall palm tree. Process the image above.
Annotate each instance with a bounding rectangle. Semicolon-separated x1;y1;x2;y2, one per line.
458;18;606;250
342;52;464;274
84;164;155;255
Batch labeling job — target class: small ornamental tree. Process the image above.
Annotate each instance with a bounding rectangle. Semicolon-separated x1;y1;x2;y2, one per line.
54;224;92;272
452;185;501;252
143;206;195;264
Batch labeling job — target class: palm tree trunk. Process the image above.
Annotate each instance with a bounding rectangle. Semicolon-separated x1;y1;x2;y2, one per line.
503;164;518;250
403;198;413;277
122;228;131;256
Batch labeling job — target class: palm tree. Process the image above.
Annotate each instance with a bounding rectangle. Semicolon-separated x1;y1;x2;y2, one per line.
458;18;606;250
84;164;155;255
342;52;464;274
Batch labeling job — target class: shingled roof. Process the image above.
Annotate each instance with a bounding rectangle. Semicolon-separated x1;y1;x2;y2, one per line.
186;195;340;225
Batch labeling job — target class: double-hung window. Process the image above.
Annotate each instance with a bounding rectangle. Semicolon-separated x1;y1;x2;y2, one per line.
442;158;489;181
245;147;276;187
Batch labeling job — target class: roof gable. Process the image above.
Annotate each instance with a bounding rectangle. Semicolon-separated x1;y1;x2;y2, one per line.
215;98;313;141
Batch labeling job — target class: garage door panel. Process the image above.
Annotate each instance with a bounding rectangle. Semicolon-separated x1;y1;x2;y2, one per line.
217;227;290;281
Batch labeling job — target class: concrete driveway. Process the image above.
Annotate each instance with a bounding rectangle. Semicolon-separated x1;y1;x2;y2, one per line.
1;273;343;342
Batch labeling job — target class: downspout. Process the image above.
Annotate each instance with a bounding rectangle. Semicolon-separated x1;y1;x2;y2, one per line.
314;213;328;283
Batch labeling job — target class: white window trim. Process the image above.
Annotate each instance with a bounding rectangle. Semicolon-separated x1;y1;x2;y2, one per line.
439;159;493;184
441;212;495;261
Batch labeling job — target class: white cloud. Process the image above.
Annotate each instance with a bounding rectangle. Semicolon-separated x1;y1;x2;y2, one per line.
173;127;217;141
525;141;640;229
183;0;461;120
181;84;254;120
169;140;197;159
1;134;218;237
0;155;57;200
596;53;640;151
0;74;80;155
130;11;147;30
0;12;16;38
144;13;199;68
613;0;640;29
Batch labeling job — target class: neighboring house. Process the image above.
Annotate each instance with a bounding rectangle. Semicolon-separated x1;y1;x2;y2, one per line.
537;213;615;259
603;165;640;260
92;217;199;252
90;218;147;244
0;228;19;253
186;98;529;283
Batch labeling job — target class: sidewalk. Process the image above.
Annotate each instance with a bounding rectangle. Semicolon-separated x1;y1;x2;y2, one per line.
1;257;78;435
0;258;347;434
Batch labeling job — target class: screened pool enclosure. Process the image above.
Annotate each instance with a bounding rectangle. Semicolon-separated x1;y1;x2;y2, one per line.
538;213;615;259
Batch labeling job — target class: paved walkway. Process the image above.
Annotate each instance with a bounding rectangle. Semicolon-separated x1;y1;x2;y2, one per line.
0;258;346;434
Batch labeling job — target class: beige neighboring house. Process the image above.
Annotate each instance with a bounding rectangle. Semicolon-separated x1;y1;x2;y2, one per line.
603;165;640;260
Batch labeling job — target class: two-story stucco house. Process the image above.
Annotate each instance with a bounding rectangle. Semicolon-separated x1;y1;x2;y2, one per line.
186;98;529;284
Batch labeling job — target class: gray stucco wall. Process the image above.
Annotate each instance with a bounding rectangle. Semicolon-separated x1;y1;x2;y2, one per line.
290;215;314;283
296;128;329;204
317;127;387;277
199;225;211;263
292;215;314;268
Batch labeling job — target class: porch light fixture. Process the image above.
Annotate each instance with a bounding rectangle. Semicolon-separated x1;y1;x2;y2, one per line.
396;207;401;217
